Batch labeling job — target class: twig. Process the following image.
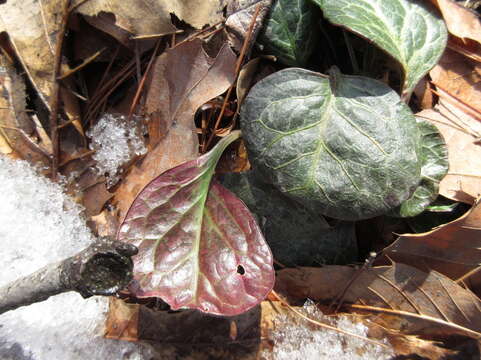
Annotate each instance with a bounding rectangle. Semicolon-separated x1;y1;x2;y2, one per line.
128;39;162;120
57;48;106;80
49;0;71;181
204;3;262;150
84;45;120;126
173;21;224;49
329;252;377;313
131;30;183;40
0;238;137;315
456;266;481;283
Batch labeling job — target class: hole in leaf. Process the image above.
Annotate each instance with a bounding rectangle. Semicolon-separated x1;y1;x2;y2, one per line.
237;265;245;275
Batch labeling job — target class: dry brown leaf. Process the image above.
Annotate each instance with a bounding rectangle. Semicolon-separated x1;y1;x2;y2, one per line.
145;39;236;146
0;132;13;155
0;57;50;167
113;126;199;220
88;209;119;238
61;155;113;216
275;263;481;338
114;38;236;219
431;48;481;114
418;104;481;203
384;198;481;281
0;0;84;137
74;0;226;33
226;0;272;52
0;0;58;106
104;298;139;341
385;334;458;359
433;0;481;44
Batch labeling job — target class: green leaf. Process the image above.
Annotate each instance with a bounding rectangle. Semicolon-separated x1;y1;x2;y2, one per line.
390;118;449;217
220;171;357;266
118;131;275;316
312;0;447;96
258;0;318;67
240;67;422;221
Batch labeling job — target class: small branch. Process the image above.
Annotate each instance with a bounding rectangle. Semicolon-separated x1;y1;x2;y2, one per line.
49;0;71;181
0;238;138;315
204;3;262;150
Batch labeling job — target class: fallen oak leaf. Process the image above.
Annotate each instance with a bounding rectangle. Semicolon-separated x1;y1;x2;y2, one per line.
145;39;237;147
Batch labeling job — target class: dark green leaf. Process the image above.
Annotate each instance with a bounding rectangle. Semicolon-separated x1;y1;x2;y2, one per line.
118;131;275;316
312;0;447;96
241;67;422;221
390;118;449;217
220;171;357;266
258;0;318;66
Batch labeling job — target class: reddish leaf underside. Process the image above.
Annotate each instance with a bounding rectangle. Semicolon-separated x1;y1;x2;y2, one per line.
118;132;274;316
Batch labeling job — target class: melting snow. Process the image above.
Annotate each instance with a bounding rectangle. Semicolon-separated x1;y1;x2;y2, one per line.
0;156;155;360
261;301;394;360
88;113;146;187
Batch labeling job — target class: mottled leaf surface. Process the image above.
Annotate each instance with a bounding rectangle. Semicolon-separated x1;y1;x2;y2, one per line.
241;67;422;220
220;171;357;266
118;131;274;316
391;118;448;217
258;0;318;66
313;0;447;96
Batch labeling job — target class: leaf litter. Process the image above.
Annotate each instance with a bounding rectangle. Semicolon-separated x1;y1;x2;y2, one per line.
0;0;481;358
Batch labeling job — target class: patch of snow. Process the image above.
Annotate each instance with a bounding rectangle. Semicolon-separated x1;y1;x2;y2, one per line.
88;113;146;187
261;301;394;360
0;156;156;360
